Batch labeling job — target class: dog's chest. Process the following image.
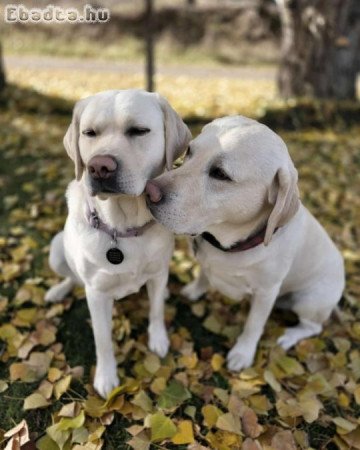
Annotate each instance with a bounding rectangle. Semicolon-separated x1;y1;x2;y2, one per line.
200;255;253;300
69;241;153;295
65;219;172;296
90;267;150;298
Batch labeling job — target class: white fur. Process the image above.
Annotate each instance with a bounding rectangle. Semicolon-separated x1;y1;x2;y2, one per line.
148;115;345;372
46;90;191;398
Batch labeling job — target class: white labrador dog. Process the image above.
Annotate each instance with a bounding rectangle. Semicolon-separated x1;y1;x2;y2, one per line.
45;89;191;397
146;116;344;371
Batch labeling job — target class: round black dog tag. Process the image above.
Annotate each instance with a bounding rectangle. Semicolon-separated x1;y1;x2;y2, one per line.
106;248;124;265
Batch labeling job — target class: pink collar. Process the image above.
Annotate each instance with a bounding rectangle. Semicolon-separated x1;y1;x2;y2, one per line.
85;201;155;243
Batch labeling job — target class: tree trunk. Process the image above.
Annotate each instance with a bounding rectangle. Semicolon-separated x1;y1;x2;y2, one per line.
276;0;360;100
0;42;6;93
145;0;155;92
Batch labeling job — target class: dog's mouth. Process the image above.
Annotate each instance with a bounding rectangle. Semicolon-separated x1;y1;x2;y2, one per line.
93;187;119;195
145;200;200;236
89;181;122;197
88;179;145;198
145;196;162;215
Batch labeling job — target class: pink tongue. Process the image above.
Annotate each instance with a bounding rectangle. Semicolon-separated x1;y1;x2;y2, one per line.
145;181;162;203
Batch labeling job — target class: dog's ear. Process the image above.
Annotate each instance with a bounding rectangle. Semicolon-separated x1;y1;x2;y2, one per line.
264;163;300;245
156;94;192;170
63;98;89;181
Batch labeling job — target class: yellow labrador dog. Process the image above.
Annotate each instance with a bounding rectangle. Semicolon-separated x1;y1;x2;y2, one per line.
46;89;191;397
146;116;344;372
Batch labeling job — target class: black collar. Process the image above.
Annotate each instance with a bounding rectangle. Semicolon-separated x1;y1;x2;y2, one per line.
200;224;277;253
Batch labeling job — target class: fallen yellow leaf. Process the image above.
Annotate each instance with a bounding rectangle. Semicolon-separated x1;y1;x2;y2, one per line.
171;420;195;444
24;392;50;410
211;353;225;371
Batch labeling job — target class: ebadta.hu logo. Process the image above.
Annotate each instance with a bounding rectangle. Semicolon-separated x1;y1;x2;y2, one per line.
3;4;110;23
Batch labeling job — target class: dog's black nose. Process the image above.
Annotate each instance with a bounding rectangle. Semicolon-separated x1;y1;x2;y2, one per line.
145;180;163;203
88;155;117;180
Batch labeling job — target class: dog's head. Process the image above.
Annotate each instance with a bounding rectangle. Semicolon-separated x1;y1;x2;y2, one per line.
146;116;300;246
64;89;191;197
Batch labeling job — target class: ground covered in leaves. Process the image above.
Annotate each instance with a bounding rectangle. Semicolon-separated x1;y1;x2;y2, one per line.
0;78;360;450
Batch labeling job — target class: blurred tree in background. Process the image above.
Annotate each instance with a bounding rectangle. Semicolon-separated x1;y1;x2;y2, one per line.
145;0;155;92
276;0;360;99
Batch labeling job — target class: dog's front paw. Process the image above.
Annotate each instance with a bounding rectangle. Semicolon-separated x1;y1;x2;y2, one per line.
45;278;74;303
227;342;256;372
94;365;119;399
45;284;67;303
181;280;206;302
148;325;169;358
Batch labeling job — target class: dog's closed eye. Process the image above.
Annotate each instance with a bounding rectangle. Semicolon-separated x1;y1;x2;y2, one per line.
126;127;151;137
209;166;232;181
184;146;192;160
82;129;97;137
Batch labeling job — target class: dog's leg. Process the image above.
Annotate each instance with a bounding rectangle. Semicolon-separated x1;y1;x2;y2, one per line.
181;269;209;301
146;272;170;358
277;319;322;350
45;231;76;302
277;284;340;350
86;288;119;398
45;277;75;303
227;286;279;372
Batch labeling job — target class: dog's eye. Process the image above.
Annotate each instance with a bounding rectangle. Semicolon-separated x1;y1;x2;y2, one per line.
127;127;150;137
209;166;232;181
185;146;192;159
82;129;97;137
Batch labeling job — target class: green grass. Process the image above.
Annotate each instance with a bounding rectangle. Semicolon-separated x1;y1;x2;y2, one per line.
1;26;277;67
3;30;145;63
2;28;203;66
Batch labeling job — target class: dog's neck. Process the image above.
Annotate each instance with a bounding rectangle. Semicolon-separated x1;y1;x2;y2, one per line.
204;207;271;249
84;189;153;232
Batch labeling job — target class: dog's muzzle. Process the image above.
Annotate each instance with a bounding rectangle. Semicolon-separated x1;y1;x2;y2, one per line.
88;155;119;195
